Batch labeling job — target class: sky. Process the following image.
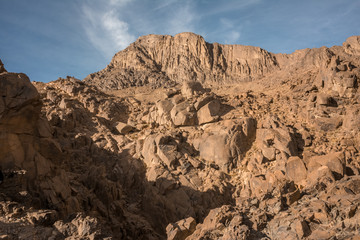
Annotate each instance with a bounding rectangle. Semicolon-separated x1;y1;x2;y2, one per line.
0;0;359;83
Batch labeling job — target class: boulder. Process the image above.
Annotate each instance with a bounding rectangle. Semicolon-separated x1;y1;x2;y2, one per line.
166;217;196;240
115;122;134;134
155;135;178;169
141;134;179;170
0;72;39;120
148;99;174;126
317;93;334;106
308;152;345;179
197;118;256;171
256;127;297;159
170;102;197;126
181;81;205;98
197;100;221;125
286;156;307;184
343;105;360;132
194;94;214;110
306;166;335;188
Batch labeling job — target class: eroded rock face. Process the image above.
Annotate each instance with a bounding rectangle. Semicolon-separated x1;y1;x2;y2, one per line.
84;32;280;90
1;33;360;239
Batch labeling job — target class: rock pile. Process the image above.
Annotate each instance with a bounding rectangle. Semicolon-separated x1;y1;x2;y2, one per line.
1;33;360;239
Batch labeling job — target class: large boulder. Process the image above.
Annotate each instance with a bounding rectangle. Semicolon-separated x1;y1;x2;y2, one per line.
307;151;345;180
166;217;196;240
343;105;360;132
170;101;197;126
286;156;308;184
0;69;75;214
181;81;205;98
195;118;256;172
141;134;179;171
197;100;221;125
256;127;298;160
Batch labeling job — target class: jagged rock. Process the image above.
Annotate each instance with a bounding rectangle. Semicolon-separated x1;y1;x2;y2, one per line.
308;152;345;179
181;81;205;98
115;122;134;134
166;217;196;240
343;105;360;132
344;36;360;55
0;59;6;73
197;100;221;125
84;33;279;90
317;93;334;106
170;101;197;126
256;120;298;161
186;205;249;240
293;219;311;238
196;118;256;171
141;133;179;170
306;165;335;188
285;156;307;184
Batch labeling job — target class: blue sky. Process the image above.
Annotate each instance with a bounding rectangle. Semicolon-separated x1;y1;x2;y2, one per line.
0;0;359;83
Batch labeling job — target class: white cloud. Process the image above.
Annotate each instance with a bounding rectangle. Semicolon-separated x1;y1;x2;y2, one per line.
167;1;196;35
217;18;241;44
109;0;132;6
81;1;136;59
225;30;241;44
202;0;262;17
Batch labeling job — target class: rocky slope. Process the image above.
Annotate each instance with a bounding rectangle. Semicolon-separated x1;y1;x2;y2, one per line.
84;33;360;93
1;34;360;239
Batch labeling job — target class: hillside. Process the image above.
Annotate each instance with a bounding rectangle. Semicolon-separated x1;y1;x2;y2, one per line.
1;34;360;239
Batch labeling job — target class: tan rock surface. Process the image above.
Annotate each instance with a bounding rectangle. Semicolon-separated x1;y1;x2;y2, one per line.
1;33;360;239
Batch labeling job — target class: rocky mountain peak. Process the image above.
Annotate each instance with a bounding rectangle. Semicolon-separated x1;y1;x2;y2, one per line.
344;35;360;55
84;33;360;93
0;59;7;73
84;32;279;90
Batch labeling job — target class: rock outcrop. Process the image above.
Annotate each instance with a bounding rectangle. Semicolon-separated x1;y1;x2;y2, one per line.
84;32;280;90
1;33;360;239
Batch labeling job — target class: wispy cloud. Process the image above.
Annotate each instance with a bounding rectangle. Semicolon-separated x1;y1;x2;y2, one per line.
167;1;196;34
202;0;262;17
81;1;136;59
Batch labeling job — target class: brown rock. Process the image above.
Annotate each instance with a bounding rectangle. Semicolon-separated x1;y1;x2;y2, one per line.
181;81;205;98
197;100;221;125
197;118;256;171
115;122;134;134
166;217;196;240
286;156;307;184
0;59;7;73
293;219;311;238
306;165;335;188
309;152;345;179
170;101;197;126
317;93;332;106
84;32;279;90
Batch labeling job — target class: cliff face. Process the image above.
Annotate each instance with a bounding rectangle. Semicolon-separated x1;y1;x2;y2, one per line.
84;33;360;91
84;32;280;90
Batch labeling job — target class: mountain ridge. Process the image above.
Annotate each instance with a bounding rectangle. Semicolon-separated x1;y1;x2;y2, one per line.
84;32;360;91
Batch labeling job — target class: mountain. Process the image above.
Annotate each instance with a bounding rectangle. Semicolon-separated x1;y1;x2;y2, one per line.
84;32;360;92
1;33;360;239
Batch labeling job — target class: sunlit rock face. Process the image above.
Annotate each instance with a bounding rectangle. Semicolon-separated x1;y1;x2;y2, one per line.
1;33;360;239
